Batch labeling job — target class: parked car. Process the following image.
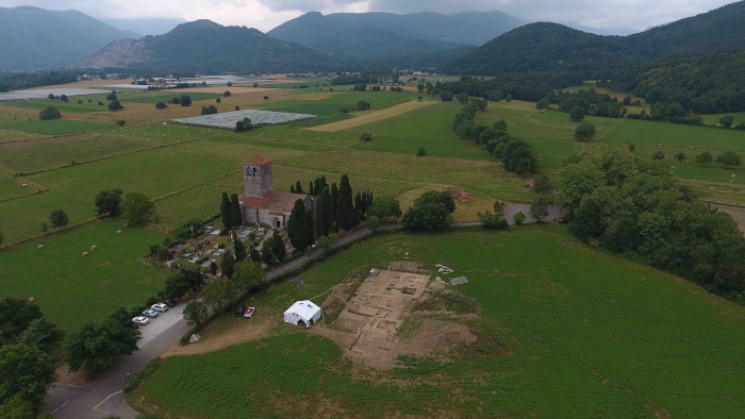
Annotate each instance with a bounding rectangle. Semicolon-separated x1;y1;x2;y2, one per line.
142;309;159;318
235;305;245;317
151;303;169;312
244;307;256;318
256;228;265;236
164;300;176;308
132;316;149;326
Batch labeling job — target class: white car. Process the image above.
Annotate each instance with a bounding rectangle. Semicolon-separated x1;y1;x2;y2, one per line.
151;303;169;312
132;316;149;326
142;309;159;318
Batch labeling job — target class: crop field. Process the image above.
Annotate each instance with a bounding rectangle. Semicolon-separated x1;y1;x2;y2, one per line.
0;88;106;101
128;227;745;417
122;92;224;104
307;100;436;132
3;96;114;113
0;220;168;331
173;109;316;129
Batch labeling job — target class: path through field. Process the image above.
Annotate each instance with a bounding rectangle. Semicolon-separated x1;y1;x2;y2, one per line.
306;100;436;132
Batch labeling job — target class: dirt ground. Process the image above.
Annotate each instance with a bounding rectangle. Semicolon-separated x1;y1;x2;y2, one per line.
162;318;275;357
315;265;479;369
306;100;435;132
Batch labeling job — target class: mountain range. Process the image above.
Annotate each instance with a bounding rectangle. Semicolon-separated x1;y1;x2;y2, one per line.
447;1;745;74
0;6;138;71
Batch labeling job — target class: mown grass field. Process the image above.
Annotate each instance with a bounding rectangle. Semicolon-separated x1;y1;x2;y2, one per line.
128;227;745;417
0;220;169;331
3;119;110;135
0;173;37;201
122;92;223;104
4;96;112;113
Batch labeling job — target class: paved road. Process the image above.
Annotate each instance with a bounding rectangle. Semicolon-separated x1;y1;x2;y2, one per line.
43;212;558;418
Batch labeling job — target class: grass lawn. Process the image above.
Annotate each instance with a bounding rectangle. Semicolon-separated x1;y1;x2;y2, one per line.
128;226;745;417
0;172;38;201
4;97;112;114
0;220;169;331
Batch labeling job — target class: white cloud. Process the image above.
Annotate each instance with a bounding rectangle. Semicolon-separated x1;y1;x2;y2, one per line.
0;0;735;32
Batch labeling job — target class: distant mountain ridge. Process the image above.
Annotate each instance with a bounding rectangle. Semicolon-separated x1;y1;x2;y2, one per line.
448;1;745;74
0;6;137;70
267;10;522;58
74;20;347;73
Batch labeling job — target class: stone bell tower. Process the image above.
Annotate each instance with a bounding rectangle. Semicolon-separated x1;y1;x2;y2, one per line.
242;155;273;198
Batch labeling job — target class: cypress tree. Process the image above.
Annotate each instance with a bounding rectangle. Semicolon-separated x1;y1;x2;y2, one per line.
307;209;316;245
314;200;325;239
290;185;295;193
230;194;243;227
234;234;246;262
220;192;232;229
320;186;333;236
221;249;235;278
287;199;310;251
337;174;356;230
295;181;303;194
270;231;286;262
330;183;339;225
309;181;315;196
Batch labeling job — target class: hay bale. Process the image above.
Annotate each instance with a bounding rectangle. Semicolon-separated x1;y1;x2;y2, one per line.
37;244;44;250
90;245;98;250
123;223;129;228
116;230;123;235
82;251;89;257
28;297;35;303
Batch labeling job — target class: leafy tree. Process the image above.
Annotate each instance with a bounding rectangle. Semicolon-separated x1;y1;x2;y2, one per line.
530;197;550;222
0;395;35;418
108;100;123;111
250;248;261;262
532;174;553;193
0;344;55;409
38;106;61;120
180;95;192;106
183;301;208;327
155;102;167;109
221;249;235;279
440;92;453;101
287;199;310;251
65;320;139;374
717;151;741;168
230;194;243;228
270;232;286;262
224;90;231;97
536;98;550;110
0;298;43;343
493;120;508;136
402;191;455;232
220;192;232;230
95;189;123;218
201;105;218;115
359;133;373;142
235;117;252;132
19;318;64;353
456;92;469;104
513;211;526;225
261;244;276;266
720;115;735;128
232;260;265;292
368;196;402;220
216;97;221;103
695;152;714;166
174;218;203;241
569;106;585;121
121;192;155;226
160;269;202;300
49;209;69;228
201;277;236;313
336;175;357;230
574;123;596;142
674;152;686;163
366;215;381;232
357;101;370;111
499;140;537;175
106;91;117;101
417;148;426;157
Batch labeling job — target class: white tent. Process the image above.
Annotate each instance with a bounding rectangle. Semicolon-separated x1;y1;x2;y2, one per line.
284;300;322;328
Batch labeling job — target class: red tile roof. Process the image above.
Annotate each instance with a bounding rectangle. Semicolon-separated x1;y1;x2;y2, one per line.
242;155;271;166
240;191;307;213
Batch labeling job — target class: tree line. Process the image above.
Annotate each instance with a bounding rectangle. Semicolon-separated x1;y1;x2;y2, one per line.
560;150;745;302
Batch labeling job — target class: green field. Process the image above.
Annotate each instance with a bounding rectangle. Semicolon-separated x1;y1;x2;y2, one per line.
122;92;223;104
3;119;110;136
0;221;169;331
0;173;38;201
128;227;745;417
4;96;112;113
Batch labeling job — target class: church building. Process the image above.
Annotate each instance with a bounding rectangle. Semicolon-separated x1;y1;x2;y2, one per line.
239;155;314;229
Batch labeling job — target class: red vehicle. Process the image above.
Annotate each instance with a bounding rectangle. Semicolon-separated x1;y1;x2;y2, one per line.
244;307;255;318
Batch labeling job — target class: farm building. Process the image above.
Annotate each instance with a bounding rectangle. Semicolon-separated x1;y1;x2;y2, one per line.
284;300;322;328
239;155;315;229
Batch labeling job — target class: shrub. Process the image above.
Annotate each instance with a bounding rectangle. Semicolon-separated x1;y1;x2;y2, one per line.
155;102;167;109
180;96;191;106
39;107;61;120
652;151;665;160
417;148;426;157
357;101;370;111
359;133;373;142
513;211;526;225
108;100;123;111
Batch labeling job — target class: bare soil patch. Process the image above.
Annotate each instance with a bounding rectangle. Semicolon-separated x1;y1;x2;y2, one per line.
162;318;275;357
306;100;436;132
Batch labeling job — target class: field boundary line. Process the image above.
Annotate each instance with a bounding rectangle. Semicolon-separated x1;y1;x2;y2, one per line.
152;169;243;203
0;217;100;251
596;117;625;141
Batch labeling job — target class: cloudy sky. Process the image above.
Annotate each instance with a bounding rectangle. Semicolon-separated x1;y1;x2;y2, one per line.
1;0;736;33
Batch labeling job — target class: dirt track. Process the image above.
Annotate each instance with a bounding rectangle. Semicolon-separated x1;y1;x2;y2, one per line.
306;100;436;132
